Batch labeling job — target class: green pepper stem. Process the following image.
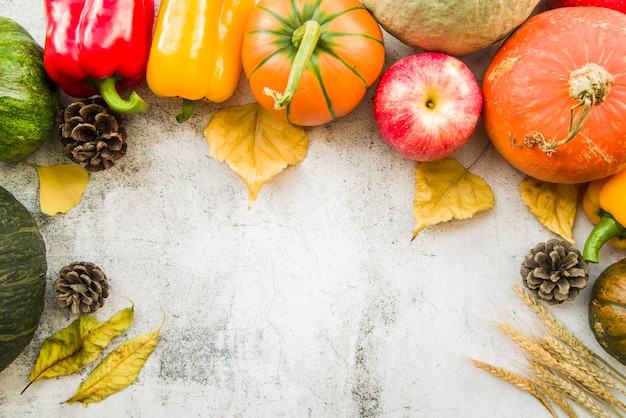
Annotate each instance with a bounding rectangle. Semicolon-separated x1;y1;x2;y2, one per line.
583;211;626;263
176;99;196;123
264;20;321;110
92;77;150;114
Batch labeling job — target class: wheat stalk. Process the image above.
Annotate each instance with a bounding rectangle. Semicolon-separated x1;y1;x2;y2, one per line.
498;322;626;416
469;359;556;417
471;285;626;416
497;322;552;363
513;285;594;361
545;358;626;417
513;284;626;387
531;377;578;418
530;360;611;418
539;334;626;400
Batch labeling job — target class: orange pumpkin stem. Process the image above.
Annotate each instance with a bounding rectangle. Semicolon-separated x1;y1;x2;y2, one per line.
263;20;321;110
539;63;614;154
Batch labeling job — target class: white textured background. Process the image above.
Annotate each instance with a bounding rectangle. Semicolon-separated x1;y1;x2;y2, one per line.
0;1;624;417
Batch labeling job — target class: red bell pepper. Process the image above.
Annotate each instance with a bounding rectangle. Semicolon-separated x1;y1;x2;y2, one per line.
43;0;154;114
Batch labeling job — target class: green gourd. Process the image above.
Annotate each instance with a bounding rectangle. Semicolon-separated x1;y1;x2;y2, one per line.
360;0;542;56
0;185;47;373
0;17;58;161
589;258;626;365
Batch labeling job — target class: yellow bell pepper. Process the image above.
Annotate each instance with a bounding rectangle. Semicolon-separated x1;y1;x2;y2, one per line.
146;0;256;123
582;168;626;263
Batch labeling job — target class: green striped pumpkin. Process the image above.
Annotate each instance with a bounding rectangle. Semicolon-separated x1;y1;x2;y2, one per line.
0;17;58;161
0;185;46;373
589;258;626;365
241;0;385;126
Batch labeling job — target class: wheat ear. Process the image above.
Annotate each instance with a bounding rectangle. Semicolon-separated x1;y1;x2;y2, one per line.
529;360;611;418
469;359;556;417
513;285;593;361
539;334;626;400
513;285;626;386
498;322;626;416
531;377;578;418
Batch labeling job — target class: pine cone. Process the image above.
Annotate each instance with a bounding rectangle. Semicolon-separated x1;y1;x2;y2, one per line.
58;97;127;172
54;262;110;315
520;239;590;304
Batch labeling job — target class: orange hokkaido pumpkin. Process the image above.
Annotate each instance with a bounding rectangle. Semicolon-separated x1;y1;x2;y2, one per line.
241;0;385;127
483;7;626;184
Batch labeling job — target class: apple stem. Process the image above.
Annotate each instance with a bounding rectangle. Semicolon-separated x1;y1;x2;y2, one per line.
263;20;321;110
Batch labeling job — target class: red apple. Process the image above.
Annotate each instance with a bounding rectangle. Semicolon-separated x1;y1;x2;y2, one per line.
372;52;483;162
547;0;626;13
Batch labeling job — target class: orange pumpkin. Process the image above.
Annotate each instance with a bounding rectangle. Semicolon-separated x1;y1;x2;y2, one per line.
483;7;626;184
241;0;385;127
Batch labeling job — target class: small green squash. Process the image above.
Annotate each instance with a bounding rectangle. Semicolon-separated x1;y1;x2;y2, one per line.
0;17;58;161
589;258;626;365
0;185;47;373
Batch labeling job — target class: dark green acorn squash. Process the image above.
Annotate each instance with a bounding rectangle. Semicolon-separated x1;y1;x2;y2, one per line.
0;17;58;161
589;258;626;365
0;185;47;373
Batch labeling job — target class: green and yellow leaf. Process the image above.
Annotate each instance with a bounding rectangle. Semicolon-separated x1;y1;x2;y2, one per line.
65;313;166;406
26;305;134;383
204;102;308;208
412;158;494;239
518;177;580;243
33;163;89;215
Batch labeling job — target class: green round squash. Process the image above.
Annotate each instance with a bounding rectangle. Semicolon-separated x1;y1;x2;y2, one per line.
589;258;626;365
0;185;47;373
0;17;58;161
360;0;542;56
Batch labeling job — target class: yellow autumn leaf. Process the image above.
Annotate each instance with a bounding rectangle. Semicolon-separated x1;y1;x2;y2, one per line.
413;158;494;239
33;163;89;215
204;102;308;208
25;305;134;386
519;177;580;243
65;313;166;406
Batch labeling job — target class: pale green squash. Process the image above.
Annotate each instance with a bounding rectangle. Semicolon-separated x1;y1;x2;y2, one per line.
361;0;542;56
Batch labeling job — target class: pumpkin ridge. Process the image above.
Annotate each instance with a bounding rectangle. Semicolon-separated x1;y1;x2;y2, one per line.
284;57;335;125
315;42;371;89
296;0;323;23
0;226;41;241
322;31;384;46
247;44;294;81
258;4;300;31
0;323;38;341
315;6;366;26
594;298;626;312
0;272;44;286
309;55;335;120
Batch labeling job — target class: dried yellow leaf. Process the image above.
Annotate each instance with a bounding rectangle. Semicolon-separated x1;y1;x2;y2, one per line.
412;158;494;239
65;313;166;406
518;177;579;243
26;305;134;385
33;163;89;215
204;102;308;208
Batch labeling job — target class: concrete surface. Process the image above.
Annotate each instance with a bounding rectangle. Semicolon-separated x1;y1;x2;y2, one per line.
1;1;625;417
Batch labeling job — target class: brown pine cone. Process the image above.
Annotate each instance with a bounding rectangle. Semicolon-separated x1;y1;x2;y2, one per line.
58;97;127;172
520;239;589;304
54;262;110;315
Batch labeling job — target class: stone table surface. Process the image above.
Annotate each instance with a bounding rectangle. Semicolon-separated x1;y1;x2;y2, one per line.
1;1;624;417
